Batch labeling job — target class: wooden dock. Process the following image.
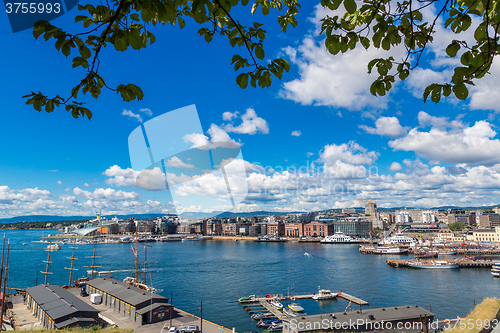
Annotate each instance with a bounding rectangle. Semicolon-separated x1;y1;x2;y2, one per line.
338;292;369;306
258;300;286;319
239;291;369;308
387;259;496;268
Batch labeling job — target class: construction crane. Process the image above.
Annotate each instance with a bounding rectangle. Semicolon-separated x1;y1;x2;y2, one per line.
354;198;376;223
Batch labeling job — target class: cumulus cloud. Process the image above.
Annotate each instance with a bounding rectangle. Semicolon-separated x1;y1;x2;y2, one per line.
390;120;500;165
361;117;407;138
291;130;302;137
223;108;269;135
389;162;402;172
122;110;143;122
319;141;378;165
166;156;194;169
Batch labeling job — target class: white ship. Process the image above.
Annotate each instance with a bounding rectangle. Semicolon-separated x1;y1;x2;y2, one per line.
312;286;338;300
492;263;500;277
321;232;362;244
379;232;414;245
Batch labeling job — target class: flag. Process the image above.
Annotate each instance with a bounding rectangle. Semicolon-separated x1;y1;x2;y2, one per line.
130;245;137;257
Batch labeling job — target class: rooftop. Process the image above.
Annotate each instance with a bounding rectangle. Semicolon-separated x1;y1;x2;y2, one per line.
86;278;170;307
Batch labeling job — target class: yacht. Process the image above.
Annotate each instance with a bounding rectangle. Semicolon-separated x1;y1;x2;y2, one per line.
379;232;414;245
491;263;500;277
312;286;338;300
321;232;362;244
283;307;307;317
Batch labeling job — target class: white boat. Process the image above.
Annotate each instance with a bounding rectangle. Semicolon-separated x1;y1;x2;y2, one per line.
492;263;500;277
361;245;408;254
379;232;414;245
312;286;337;300
47;243;61;250
321;232;362;244
283;307;307;317
119;237;132;243
270;301;283;310
288;302;304;312
408;260;459;269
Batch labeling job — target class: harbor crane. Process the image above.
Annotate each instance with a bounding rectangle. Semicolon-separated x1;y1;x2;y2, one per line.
354;198;376;222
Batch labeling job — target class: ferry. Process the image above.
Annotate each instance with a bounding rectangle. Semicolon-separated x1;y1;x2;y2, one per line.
491;263;500;277
379;232;414;245
321;232;362;244
312;286;338;300
270;301;283;310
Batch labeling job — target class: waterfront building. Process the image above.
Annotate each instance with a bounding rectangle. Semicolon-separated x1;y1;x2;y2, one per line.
436;228;466;242
25;284;99;330
304;221;334;237
86;277;173;325
341;208;357;214
284;222;304;238
283;305;434;333
473;227;500;243
267;222;285;237
222;222;237;236
334;217;371;237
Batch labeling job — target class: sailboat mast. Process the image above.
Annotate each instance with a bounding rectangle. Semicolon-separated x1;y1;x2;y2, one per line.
43;243;52;285
66;239;77;287
0;242;9;332
0;237;5;294
135;228;138;283
91;247;96;279
144;238;147;284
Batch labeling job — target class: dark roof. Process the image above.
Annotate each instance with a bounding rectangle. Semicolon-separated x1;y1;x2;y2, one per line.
87;278;169;307
26;284;99;322
55;317;96;329
135;303;172;315
284;305;434;332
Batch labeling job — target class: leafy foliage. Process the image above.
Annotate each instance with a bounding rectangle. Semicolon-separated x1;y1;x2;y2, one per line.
449;222;467;231
26;0;500;118
26;0;299;119
320;0;500;102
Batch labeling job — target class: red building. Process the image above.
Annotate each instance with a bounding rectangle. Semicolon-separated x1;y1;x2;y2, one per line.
284;222;303;238
303;221;334;237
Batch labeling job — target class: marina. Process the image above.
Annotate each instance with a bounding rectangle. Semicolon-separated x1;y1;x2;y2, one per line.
3;229;500;332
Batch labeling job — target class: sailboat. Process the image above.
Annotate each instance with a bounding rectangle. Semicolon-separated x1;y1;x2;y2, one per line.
123;231;162;293
407;240;458;269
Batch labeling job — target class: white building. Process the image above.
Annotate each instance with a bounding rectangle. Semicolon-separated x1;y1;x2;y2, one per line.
396;211;410;224
422;211;436;224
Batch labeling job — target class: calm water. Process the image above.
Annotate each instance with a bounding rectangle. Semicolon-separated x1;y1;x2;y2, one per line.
5;230;500;332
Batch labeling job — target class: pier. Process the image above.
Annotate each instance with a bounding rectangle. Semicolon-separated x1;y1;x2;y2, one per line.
387;259;496;268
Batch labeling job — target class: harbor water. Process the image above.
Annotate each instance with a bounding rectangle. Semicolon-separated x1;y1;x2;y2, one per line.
6;230;500;332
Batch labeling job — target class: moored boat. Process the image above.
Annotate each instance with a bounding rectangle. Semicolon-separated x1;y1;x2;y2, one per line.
238;295;256;303
251;312;273;320
312;286;337;300
491;263;500;277
288;302;304;312
379;232;414;245
270;301;283;310
408;260;459;269
321;232;362;244
361;245;408;254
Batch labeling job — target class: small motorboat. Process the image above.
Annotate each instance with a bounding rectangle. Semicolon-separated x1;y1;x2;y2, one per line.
251;312;272;320
288;302;304;312
270;301;283;310
257;319;281;328
267;323;283;332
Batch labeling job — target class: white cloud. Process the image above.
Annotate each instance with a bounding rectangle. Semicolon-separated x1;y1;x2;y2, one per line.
319;141;378;165
390;120;500;165
121;110;143;122
138;108;153;116
222;111;238;121
207;124;241;147
469;60;500;111
166;156;194;169
223;108;269;135
291;130;302;137
389;162;402;172
183;133;210;149
361;117;407;138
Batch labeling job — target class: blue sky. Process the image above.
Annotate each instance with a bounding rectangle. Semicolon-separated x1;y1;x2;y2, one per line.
1;1;500;218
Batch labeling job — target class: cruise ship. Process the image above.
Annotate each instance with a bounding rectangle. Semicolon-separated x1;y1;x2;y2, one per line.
321;232;363;244
492;263;500;277
379;232;414;245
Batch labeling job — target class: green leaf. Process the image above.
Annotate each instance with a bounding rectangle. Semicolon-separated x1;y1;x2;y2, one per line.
453;83;469;100
255;44;265;60
236;73;249;88
344;0;356;14
446;41;460;57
